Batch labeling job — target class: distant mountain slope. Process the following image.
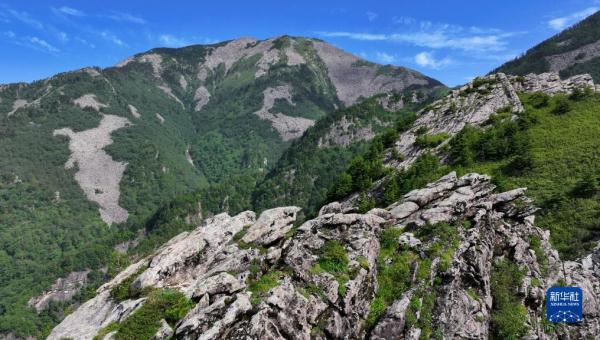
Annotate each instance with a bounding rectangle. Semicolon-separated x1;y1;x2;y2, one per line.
252;89;446;217
0;36;444;337
494;10;600;80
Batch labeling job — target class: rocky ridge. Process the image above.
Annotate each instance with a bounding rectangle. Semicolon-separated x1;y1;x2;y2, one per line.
49;172;599;339
341;72;597;209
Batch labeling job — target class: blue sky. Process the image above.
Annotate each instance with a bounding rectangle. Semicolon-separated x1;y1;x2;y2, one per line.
0;0;598;86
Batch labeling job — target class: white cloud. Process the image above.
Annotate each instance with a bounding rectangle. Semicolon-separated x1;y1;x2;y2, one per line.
52;6;85;17
316;31;387;41
57;31;69;43
366;11;378;22
75;37;95;49
4;30;15;38
7;9;43;29
102;11;146;24
100;31;126;46
548;7;598;30
317;19;515;53
318;30;509;52
392;16;416;25
375;51;396;64
158;34;190;47
28;36;59;52
414;52;452;69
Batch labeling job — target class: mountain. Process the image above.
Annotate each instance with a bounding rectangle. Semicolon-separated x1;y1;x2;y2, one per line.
47;69;600;340
494;10;600;81
0;36;444;337
251;90;446;217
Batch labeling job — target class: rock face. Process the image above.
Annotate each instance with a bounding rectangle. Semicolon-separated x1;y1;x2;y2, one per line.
27;270;90;311
339;71;597;210
390;72;595;171
312;41;439;106
50;173;599;339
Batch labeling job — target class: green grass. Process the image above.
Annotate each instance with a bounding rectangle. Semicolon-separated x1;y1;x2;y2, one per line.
366;227;414;328
247;270;285;307
312;240;350;297
109;265;148;302
96;289;194;340
449;92;600;259
490;260;528;340
415;132;450;148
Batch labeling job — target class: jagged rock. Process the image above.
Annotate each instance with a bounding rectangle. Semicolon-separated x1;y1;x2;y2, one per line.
371;292;413;339
134;211;255;291
389;201;420;219
241;206;301;245
151;319;173;340
50;172;600;339
27;270;89;311
176;293;252;340
398;232;422;248
191;272;245;299
47;291;146;340
318;201;342;215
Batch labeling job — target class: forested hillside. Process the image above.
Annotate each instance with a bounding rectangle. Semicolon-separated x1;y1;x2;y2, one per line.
0;36;444;337
494;10;600;80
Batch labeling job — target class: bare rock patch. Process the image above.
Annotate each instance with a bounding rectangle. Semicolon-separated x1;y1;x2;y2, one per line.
53;114;131;225
254;86;315;141
73;94;108;111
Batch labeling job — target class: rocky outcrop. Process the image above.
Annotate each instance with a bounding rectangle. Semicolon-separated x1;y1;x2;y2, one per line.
50;172;599;339
317;116;379;148
27;270;90;311
387;72;595;171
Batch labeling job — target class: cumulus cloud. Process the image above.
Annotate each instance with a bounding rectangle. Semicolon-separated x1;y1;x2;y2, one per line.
414;51;452;69
548;7;598;30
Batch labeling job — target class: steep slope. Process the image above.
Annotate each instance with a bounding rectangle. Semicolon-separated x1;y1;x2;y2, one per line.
494;10;600;80
327;71;600;261
252;89;446;217
0;36;444;337
48;173;599;339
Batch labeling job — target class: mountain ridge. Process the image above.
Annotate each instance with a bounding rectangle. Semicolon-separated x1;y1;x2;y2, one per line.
0;35;445;337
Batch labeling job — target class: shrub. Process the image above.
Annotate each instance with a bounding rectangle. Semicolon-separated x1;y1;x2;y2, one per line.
415;126;429;135
107;289;194;340
570;172;599;198
490;260;528;339
316;240;350;296
568;86;593;101
529;92;550;108
110;266;147;302
415;132;450;148
248;271;285;306
551;97;570;115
